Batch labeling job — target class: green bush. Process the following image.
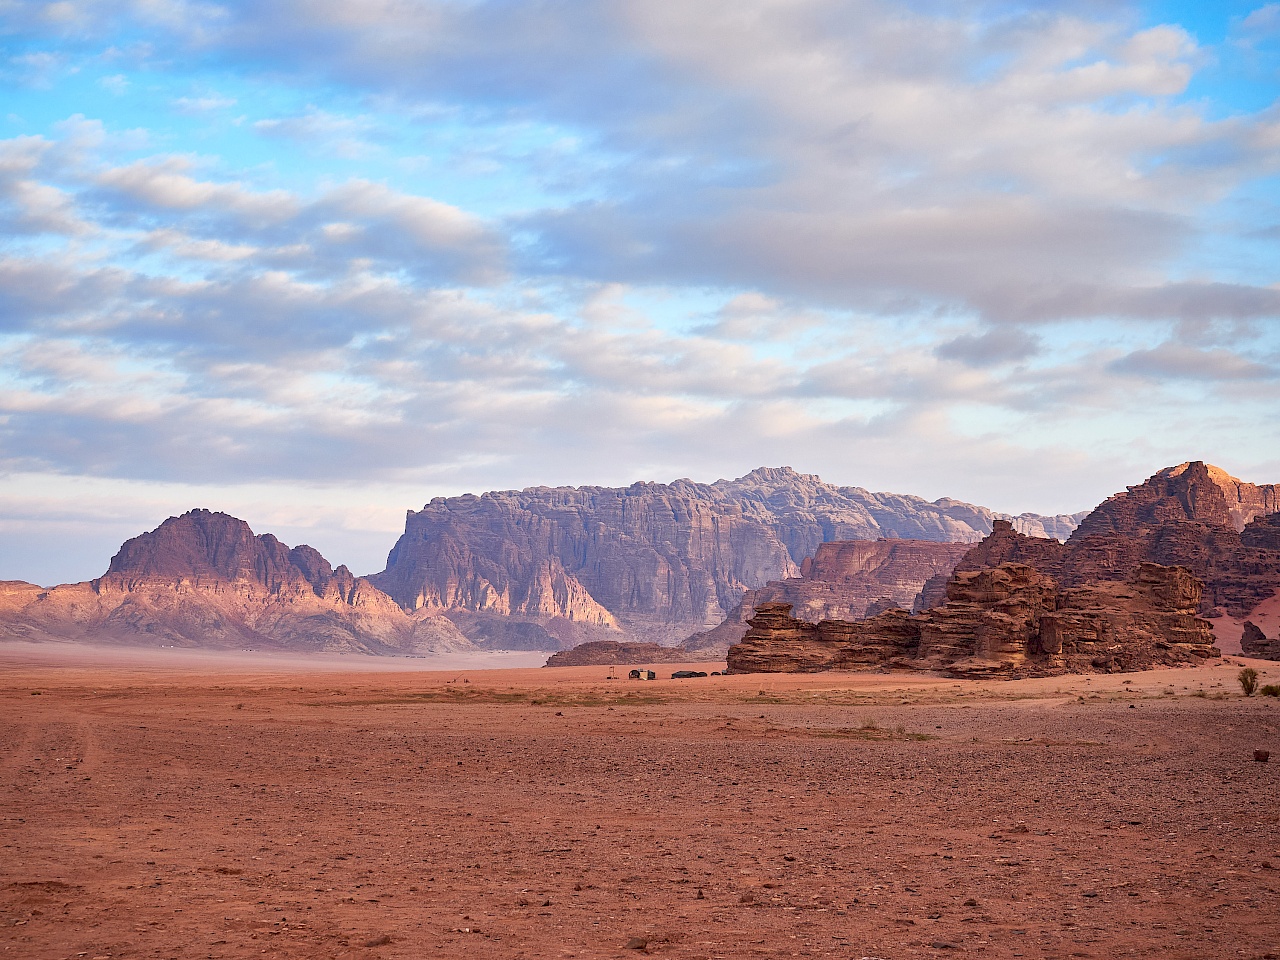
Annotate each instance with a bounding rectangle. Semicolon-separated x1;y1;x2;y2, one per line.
1238;667;1259;697
1260;684;1280;698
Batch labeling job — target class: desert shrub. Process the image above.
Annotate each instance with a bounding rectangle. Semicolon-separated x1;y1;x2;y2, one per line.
1238;668;1259;697
859;718;879;731
1260;684;1280;698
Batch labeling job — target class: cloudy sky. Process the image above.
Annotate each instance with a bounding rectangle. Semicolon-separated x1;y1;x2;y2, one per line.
2;0;1278;585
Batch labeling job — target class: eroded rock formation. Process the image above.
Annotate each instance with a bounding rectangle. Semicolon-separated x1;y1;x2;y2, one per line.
727;562;1218;678
0;510;466;654
682;539;971;656
917;463;1280;620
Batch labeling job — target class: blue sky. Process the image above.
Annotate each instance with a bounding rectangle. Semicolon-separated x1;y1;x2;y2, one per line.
1;0;1278;585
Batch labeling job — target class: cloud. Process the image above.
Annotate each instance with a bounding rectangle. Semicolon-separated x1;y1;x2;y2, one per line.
1110;341;1278;381
936;328;1042;367
253;106;382;159
1;1;1279;586
170;93;236;113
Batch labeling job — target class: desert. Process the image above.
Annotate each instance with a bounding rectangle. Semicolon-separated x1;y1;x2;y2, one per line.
3;642;1278;960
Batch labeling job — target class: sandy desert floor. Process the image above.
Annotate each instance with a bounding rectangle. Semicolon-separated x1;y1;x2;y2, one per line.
2;643;1278;960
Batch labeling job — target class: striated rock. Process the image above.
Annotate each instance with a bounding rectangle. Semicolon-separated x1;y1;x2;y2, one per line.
727;562;1218;678
543;641;707;667
914;520;1067;610
683;538;970;656
920;465;1280;621
1241;621;1280;660
0;510;468;654
917;564;1060;673
371;467;1081;649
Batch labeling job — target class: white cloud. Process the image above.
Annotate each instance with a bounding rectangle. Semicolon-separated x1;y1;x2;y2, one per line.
1;1;1279;584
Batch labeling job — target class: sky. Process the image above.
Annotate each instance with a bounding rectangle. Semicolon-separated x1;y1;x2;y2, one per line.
1;0;1278;585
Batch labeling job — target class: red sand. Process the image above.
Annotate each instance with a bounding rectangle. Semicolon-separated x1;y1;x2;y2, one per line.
2;642;1278;959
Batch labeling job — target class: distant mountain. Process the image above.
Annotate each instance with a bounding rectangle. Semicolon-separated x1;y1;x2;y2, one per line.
5;463;1272;658
0;510;465;654
370;466;1086;649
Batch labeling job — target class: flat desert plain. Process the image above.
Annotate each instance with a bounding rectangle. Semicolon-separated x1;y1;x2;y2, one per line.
2;644;1278;960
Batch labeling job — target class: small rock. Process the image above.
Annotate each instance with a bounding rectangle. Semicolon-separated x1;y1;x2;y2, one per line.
1254;750;1270;762
363;934;391;947
624;937;649;950
963;898;978;907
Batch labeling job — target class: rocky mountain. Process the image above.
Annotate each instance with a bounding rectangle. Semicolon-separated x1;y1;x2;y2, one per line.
725;460;1280;677
682;539;972;655
916;462;1280;618
0;510;465;654
371;466;1085;649
727;562;1219;678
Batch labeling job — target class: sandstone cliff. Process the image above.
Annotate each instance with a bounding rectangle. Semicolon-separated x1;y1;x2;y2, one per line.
916;463;1280;620
727;561;1219;678
0;510;466;654
372;467;1082;649
682;539;971;656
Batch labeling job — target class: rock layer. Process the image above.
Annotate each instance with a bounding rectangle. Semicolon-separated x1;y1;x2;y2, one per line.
0;510;466;654
917;463;1280;620
373;467;1079;649
683;539;971;656
727;562;1219;678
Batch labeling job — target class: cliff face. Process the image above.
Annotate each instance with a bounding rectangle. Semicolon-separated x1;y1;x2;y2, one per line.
725;460;1280;677
683;539;971;655
1076;462;1278;537
727;562;1219;678
916;463;1280;619
0;510;466;654
373;467;1080;649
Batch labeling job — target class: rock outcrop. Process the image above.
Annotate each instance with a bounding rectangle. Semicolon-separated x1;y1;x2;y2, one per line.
1241;621;1280;660
373;467;1080;649
725;459;1280;677
917;463;1280;620
727;562;1219;678
543;641;708;667
682;539;970;656
0;510;466;654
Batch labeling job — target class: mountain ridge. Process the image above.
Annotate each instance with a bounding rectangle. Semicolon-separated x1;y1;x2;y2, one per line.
369;465;1087;648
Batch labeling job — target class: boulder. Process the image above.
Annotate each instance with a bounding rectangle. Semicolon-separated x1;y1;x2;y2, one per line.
1241;621;1280;660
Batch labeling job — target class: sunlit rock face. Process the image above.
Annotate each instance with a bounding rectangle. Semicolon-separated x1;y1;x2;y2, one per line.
919;463;1280;619
372;466;1081;650
726;460;1280;677
726;562;1218;678
0;510;467;654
